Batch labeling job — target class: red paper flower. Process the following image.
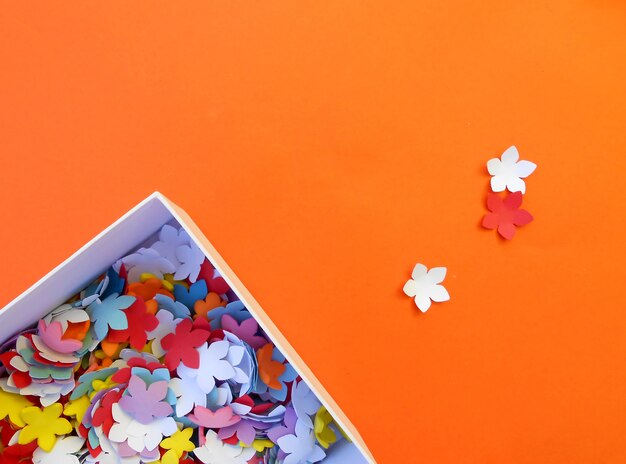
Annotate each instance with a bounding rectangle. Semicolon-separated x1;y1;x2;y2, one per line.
107;298;159;350
161;319;210;371
198;260;230;294
92;389;122;435
0;420;37;463
482;191;533;240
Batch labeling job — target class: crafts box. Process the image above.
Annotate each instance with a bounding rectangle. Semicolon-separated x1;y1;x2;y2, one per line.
0;192;375;464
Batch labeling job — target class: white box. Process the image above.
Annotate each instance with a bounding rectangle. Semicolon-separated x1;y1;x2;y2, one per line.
0;192;375;464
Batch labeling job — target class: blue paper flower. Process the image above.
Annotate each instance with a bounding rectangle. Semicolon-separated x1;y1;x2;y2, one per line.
86;293;135;341
174;280;208;310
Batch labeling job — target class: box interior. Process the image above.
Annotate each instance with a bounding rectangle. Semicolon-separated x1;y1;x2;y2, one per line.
0;195;370;463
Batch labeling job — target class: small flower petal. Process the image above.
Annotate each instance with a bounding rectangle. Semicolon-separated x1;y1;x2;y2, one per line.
429;285;450;303
515;160;537;178
501;145;519;163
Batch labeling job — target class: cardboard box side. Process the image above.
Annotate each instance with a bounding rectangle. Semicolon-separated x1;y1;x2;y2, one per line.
0;194;174;342
159;194;376;464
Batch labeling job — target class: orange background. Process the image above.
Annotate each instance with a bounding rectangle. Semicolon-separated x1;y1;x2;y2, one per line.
1;2;626;462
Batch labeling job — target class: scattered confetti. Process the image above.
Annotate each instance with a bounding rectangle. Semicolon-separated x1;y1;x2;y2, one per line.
0;224;350;463
403;263;450;312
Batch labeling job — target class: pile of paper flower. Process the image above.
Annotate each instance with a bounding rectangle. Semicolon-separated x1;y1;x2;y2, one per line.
0;225;346;464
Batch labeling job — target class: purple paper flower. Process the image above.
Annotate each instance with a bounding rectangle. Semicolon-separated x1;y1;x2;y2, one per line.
119;375;173;424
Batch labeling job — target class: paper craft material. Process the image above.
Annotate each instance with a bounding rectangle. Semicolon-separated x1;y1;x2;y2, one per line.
487;145;537;194
403;263;450;312
481;191;534;240
0;194;374;464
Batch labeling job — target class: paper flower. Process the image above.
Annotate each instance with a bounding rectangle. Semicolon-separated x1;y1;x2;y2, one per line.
177;340;236;393
291;380;322;429
193;430;256;464
161;319;210;371
63;395;91;425
118;376;173;424
174;241;205;283
32;436;85;464
277;420;326;464
127;277;172;302
169;373;210;417
18;403;73;452
482;191;534;240
403;263;450;312
160;427;195;464
188;405;241;428
217;417;269;446
38;305;90;354
0;389;32;427
174;280;209;310
86;294;135;341
487;145;537;194
150;225;192;270
147;310;182;358
222;315;267;350
109;403;177;453
122;248;176;283
314;406;338;449
198;261;231;294
257;344;286;390
106;298;159;350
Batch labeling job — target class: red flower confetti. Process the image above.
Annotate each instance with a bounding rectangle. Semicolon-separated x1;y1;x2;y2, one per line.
107;298;159;350
482;191;533;240
198;260;230;294
161;319;210;371
92;389;122;436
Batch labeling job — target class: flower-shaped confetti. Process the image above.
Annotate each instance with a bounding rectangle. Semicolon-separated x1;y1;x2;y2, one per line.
161;319;210;371
195;430;257;464
0;224;352;464
277;420;326;464
160;427;195;464
487;145;537;194
403;263;450;312
482;191;534;240
18;403;72;451
32;436;85;464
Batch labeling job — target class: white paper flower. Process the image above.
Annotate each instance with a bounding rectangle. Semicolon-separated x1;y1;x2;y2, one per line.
277;420;326;464
109;404;177;452
487;146;537;194
169;374;209;417
33;436;85;464
121;248;176;283
150;225;192;268
291;380;321;429
174;241;205;283
403;263;450;312
177;341;236;394
194;430;256;464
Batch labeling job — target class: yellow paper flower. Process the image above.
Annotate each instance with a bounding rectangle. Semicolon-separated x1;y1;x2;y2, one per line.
0;389;32;427
64;395;91;425
160;427;195;464
142;272;176;292
18;403;72;451
91;375;117;397
314;406;338;449
245;438;275;452
163;273;188;290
